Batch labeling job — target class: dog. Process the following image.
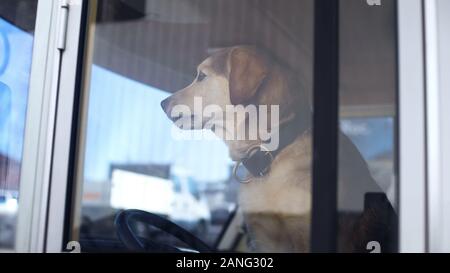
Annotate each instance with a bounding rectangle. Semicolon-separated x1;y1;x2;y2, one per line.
161;46;396;252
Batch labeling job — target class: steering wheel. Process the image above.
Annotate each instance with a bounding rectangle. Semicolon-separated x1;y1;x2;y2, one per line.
114;209;213;253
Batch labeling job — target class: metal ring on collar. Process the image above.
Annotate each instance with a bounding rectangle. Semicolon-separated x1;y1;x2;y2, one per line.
232;144;274;183
232;160;252;184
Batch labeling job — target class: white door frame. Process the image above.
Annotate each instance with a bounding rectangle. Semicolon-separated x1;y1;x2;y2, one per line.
397;0;427;253
424;0;450;253
15;0;62;253
44;0;85;253
15;0;84;253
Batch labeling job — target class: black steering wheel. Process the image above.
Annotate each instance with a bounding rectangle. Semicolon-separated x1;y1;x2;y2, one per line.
114;209;213;253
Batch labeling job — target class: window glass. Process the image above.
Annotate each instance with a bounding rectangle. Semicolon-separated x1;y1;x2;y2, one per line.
337;0;398;252
72;0;315;253
0;0;38;250
69;0;399;253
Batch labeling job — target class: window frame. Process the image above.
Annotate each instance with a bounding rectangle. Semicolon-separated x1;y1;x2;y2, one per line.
14;0;61;253
43;0;86;253
16;0;87;253
397;0;427;253
310;0;339;253
424;0;450;253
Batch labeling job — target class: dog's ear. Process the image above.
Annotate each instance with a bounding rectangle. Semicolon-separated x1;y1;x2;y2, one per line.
228;47;268;105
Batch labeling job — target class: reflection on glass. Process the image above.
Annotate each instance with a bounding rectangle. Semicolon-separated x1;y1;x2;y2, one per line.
72;0;398;253
0;0;38;249
337;0;398;252
74;0;315;253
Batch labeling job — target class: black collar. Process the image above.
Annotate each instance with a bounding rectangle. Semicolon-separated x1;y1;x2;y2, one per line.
239;114;308;179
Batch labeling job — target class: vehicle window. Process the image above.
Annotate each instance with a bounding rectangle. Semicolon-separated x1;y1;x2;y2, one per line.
70;0;315;253
0;0;38;250
68;0;398;253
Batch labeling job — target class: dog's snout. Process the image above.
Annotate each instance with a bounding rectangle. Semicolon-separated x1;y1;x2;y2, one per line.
161;98;170;111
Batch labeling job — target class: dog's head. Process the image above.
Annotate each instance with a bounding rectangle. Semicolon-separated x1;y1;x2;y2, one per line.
160;46;273;128
161;46;309;157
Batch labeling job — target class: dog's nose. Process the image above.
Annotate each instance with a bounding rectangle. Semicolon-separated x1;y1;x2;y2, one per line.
161;98;169;111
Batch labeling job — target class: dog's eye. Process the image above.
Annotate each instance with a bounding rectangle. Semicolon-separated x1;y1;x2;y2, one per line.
197;71;207;82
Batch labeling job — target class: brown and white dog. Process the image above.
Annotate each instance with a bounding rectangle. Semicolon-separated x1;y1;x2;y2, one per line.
161;46;394;253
